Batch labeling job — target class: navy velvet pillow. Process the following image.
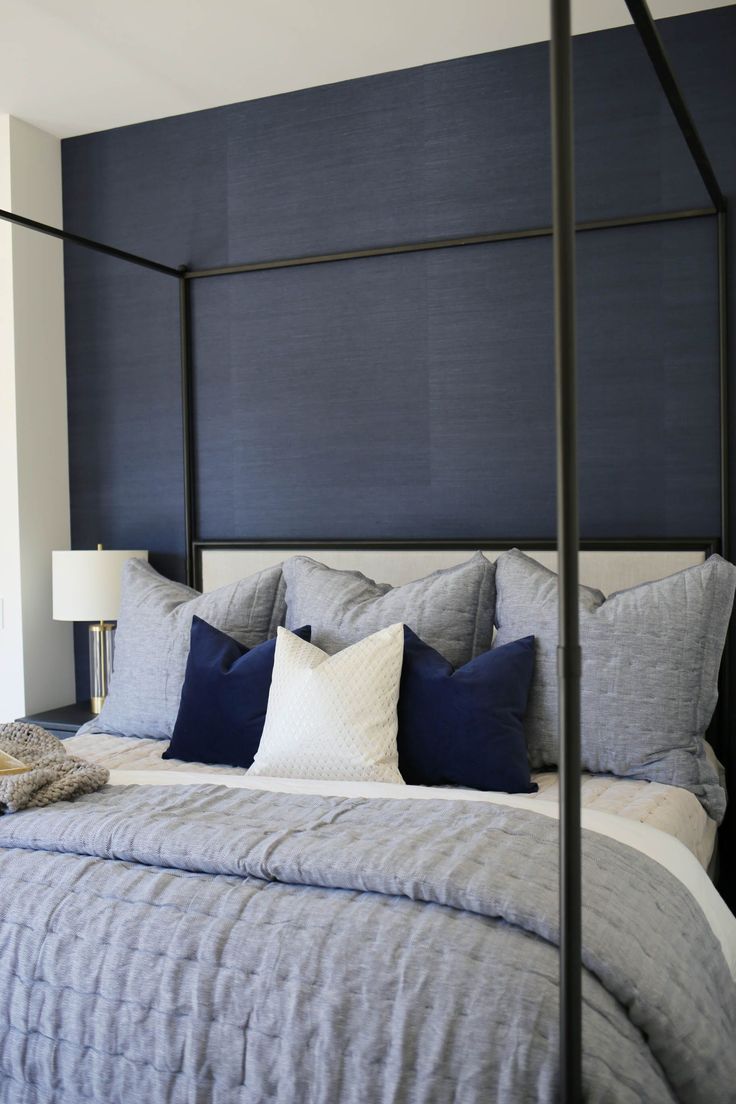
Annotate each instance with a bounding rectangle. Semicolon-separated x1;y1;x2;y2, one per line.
398;626;537;793
163;616;311;769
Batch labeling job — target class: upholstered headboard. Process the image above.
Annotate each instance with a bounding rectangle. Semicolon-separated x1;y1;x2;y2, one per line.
198;543;710;596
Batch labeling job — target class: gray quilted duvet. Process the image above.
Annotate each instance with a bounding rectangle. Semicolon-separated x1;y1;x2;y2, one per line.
0;783;733;1104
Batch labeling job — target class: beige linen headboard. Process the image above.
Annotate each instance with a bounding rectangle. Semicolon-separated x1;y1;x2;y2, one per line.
198;545;708;596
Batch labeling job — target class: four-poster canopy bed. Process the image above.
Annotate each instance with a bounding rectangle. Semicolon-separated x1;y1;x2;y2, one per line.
0;1;732;1100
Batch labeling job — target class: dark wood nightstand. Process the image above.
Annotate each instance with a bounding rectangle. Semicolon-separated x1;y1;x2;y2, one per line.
15;702;96;740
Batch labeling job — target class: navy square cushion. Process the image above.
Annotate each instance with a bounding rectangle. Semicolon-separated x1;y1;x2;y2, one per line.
398;626;537;793
163;616;311;769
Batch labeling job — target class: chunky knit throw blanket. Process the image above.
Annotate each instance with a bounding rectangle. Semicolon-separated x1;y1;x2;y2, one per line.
0;723;109;813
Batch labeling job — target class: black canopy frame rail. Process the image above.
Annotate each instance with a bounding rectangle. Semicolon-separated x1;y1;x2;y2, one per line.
0;1;729;1097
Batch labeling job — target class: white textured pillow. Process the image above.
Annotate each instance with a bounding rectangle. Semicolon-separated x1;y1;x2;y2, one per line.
250;624;405;783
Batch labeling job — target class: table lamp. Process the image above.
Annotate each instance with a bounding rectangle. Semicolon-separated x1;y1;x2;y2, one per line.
53;545;148;713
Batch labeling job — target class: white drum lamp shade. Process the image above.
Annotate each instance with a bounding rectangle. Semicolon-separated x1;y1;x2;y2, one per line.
52;547;148;714
52;549;148;622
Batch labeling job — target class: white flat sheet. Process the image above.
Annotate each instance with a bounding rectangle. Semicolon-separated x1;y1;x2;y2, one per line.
65;730;719;868
108;766;736;981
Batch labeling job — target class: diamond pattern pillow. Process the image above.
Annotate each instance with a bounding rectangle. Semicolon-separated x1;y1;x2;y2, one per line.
163;618;312;768
250;624;405;783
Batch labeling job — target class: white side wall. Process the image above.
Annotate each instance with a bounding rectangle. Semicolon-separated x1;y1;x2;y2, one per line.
0;115;75;718
0;116;25;718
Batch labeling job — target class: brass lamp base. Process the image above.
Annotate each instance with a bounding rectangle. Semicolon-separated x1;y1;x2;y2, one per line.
89;621;116;715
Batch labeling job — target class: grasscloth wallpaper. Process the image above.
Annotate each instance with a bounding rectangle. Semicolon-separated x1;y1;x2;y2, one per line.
62;7;736;699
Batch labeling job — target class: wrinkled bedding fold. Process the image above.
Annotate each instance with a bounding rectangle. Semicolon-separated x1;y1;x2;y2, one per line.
0;783;734;1103
64;729;720;867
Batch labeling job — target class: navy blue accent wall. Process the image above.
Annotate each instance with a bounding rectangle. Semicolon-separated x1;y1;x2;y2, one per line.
191;218;717;543
64;251;182;577
62;6;736;699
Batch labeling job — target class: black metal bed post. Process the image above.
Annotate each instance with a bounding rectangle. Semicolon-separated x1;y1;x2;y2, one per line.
622;1;729;560
0;206;193;585
550;0;583;1101
624;0;732;896
178;269;196;588
719;206;730;564
717;205;733;855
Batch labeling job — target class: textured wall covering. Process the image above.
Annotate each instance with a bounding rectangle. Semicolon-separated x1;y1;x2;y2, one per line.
62;7;736;699
192;218;717;542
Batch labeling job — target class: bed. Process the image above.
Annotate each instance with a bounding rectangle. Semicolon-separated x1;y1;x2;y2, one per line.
1;752;733;1103
64;729;721;872
2;544;734;1103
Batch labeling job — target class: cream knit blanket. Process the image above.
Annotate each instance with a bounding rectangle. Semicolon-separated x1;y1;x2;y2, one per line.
0;723;109;813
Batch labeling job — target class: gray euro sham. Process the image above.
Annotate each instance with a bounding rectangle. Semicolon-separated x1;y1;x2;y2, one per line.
283;552;495;668
494;548;736;821
78;558;285;741
0;783;732;1103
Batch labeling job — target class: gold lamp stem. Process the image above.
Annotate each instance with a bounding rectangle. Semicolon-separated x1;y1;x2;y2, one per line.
89;541;113;714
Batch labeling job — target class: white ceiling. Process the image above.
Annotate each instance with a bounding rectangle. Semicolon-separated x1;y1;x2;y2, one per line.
0;0;732;138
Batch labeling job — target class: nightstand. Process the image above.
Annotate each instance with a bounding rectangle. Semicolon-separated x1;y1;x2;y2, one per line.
15;702;96;740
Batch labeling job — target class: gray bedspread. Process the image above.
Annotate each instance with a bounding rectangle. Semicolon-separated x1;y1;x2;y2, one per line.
0;783;733;1104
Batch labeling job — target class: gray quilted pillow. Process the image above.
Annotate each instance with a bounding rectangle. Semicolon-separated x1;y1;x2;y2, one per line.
494;548;735;821
283;553;495;669
79;558;286;740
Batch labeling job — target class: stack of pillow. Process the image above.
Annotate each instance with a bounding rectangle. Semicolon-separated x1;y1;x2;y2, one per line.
79;548;736;819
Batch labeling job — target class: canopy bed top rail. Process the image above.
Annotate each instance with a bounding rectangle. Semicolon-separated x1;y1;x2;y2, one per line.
625;0;726;213
0;204;181;277
181;206;715;280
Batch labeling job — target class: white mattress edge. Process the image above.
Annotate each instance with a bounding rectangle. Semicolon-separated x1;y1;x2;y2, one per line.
107;768;736;979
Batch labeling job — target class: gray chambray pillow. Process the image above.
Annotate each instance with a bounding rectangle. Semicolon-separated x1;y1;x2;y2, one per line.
283;553;495;669
79;558;286;740
494;548;736;822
